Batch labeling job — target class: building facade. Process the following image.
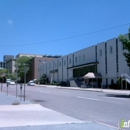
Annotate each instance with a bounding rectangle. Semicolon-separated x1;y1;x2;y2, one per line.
6;58;17;73
0;62;6;69
38;34;129;87
3;55;15;73
30;56;56;80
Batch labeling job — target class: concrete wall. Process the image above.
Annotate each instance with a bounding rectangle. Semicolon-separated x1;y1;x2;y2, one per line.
6;59;16;73
97;42;106;85
58;57;63;82
67;53;73;79
62;56;68;81
107;39;117;77
73;46;96;66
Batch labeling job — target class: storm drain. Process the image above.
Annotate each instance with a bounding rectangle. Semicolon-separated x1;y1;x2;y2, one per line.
12;102;20;105
32;99;44;103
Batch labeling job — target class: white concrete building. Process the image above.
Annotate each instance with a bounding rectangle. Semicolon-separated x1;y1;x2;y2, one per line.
38;34;129;88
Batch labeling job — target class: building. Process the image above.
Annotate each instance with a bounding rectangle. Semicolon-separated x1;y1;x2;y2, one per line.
29;56;58;80
3;55;15;73
6;58;17;73
2;53;60;82
38;34;129;88
0;62;6;69
16;53;43;58
3;55;14;62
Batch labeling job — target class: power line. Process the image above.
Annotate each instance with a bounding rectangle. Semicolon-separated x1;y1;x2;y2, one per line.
1;22;130;47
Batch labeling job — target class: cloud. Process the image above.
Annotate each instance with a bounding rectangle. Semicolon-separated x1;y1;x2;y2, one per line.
7;19;13;24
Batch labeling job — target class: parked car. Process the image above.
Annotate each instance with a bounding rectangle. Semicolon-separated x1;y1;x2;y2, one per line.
27;80;35;86
9;81;15;85
6;79;11;83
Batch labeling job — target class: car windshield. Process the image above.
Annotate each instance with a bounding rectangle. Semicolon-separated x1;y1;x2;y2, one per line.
29;81;34;83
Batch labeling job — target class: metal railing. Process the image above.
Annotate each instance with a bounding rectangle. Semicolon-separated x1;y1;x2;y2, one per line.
121;73;130;84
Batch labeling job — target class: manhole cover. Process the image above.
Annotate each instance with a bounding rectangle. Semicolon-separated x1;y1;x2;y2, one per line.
12;102;20;105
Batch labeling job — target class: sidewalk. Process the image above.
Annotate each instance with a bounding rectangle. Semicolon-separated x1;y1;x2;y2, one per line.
0;92;119;130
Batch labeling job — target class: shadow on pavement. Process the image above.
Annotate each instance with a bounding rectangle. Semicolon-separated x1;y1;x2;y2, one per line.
106;94;130;99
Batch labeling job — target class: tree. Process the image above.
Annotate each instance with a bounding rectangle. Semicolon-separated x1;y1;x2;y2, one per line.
0;69;8;82
40;74;49;84
119;28;130;67
15;56;32;82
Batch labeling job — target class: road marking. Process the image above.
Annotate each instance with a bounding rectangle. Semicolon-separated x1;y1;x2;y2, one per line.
60;92;70;94
77;96;99;101
105;97;127;100
39;91;50;94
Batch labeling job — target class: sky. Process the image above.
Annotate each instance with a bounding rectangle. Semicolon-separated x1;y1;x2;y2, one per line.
0;0;130;61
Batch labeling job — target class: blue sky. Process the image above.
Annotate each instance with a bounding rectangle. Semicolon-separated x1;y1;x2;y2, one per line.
0;0;130;61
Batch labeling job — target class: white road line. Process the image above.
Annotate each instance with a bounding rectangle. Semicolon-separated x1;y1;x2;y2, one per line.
77;96;99;101
39;91;50;94
60;92;70;94
105;97;127;100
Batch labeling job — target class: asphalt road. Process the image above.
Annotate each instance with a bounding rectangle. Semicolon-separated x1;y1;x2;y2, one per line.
1;83;130;128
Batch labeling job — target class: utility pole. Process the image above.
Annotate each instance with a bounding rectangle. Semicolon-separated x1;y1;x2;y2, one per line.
24;64;26;101
23;63;28;102
16;64;18;98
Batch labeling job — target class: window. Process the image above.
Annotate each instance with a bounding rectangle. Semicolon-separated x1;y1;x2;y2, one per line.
122;43;125;50
64;60;66;65
73;65;97;77
99;49;102;56
69;59;71;64
43;61;46;64
95;46;97;62
83;54;85;61
59;62;61;66
110;46;113;53
105;42;107;73
75;57;77;63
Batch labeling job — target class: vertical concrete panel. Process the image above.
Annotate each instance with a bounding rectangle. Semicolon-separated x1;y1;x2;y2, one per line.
63;56;67;81
107;39;117;78
97;42;106;85
58;57;63;82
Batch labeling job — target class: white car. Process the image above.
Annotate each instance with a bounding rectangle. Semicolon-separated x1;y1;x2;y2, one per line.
9;81;15;85
27;81;35;86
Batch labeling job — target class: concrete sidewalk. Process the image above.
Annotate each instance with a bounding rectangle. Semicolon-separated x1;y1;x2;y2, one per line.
0;91;119;130
0;92;31;105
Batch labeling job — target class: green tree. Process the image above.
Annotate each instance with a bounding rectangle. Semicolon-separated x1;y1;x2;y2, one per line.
0;69;8;82
119;28;130;67
15;56;32;82
40;74;47;84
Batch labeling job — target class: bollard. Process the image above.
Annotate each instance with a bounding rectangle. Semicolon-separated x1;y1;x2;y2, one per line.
20;84;23;101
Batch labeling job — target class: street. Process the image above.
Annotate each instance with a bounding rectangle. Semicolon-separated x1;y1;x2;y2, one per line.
1;83;130;128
